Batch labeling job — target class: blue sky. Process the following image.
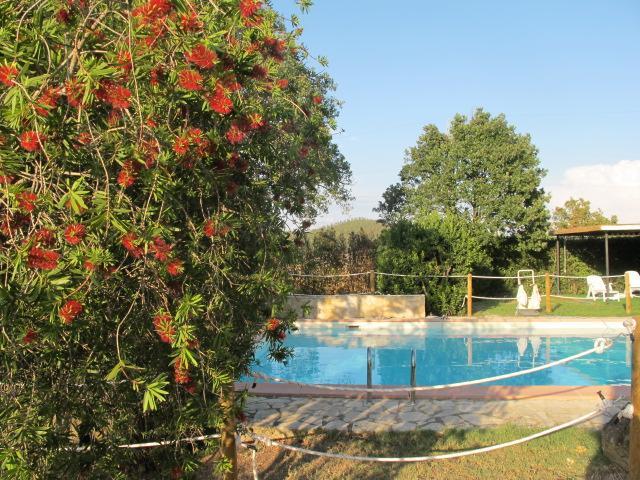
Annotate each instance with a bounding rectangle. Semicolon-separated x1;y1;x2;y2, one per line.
273;0;640;224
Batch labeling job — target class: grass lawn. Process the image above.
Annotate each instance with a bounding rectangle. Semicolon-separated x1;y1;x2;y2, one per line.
215;425;624;480
473;296;640;317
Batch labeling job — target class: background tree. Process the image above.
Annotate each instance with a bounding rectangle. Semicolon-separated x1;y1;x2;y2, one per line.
0;1;350;478
373;182;406;224
383;109;549;270
376;214;491;315
551;197;618;229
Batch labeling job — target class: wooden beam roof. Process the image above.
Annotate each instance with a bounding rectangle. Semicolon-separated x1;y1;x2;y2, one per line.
553;224;640;236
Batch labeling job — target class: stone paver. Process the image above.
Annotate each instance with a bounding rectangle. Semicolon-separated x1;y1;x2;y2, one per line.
246;396;614;433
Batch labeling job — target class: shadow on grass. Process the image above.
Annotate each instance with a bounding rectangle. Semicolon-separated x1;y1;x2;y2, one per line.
224;425;626;480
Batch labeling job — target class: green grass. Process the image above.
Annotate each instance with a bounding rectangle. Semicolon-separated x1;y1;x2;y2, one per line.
473;295;640;317
308;218;385;240
229;425;622;479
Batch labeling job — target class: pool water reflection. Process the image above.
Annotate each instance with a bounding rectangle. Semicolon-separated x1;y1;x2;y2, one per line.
250;323;631;386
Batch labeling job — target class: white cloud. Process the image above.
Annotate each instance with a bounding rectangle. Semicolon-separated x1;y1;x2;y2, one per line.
547;160;640;222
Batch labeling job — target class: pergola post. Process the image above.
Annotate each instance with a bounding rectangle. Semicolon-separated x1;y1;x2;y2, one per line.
555;237;560;294
604;232;610;294
604;232;610;277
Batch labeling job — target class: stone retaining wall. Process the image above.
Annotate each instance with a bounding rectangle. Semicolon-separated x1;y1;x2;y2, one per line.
286;294;425;320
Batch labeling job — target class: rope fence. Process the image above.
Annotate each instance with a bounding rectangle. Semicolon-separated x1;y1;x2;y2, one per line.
287;270;628;280
288;269;637;316
248;403;611;464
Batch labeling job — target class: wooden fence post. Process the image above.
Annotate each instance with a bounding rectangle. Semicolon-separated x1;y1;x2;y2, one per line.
626;272;633;315
220;386;238;480
545;273;552;314
630;317;640;479
467;273;473;317
369;271;376;294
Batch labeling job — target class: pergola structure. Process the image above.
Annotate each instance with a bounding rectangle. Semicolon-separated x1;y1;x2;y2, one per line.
552;224;640;291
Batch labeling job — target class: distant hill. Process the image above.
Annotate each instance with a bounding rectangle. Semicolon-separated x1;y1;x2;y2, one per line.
308;218;385;240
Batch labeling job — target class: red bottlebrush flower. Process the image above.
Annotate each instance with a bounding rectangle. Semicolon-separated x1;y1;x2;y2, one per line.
185;44;217;69
35;228;55;245
184;383;197;395
35;87;60;117
149;236;172;261
263;37;286;62
117;50;133;75
56;8;71;23
239;0;262;18
150;66;162;87
96;81;131;109
243;14;264;27
247;113;264;130
313;95;323;105
277;331;286;340
117;160;137;188
0;64;18;87
60;299;83;324
28;247;60;270
64;224;86;245
20;131;43;152
146;116;158;128
153;313;175;343
251;64;268;80
121;232;143;258
236;158;249;173
0;174;13;184
275;78;289;89
203;219;215;237
172;136;190;156
140;138;160;168
203;219;229;238
64;79;84;108
106;109;122;126
299;146;310;158
226;181;239;196
166;259;184;276
22;329;38;345
132;0;172;25
266;317;281;331
227;152;240;169
180;12;202;31
76;132;92;145
225;123;246;144
207;84;233;115
83;260;95;271
173;359;191;384
17;191;37;212
221;73;242;92
178;70;203;91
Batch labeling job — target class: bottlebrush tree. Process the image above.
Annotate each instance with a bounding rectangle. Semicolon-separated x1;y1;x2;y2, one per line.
0;0;350;477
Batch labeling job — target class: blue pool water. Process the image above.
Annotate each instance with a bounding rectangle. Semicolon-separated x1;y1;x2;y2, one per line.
250;323;631;386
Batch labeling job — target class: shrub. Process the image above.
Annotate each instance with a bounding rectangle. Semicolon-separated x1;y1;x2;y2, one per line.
0;1;350;477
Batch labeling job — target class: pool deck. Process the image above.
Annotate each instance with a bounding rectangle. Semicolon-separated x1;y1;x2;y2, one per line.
244;394;626;434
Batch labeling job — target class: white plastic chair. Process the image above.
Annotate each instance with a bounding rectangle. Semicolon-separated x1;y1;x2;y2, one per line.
586;275;620;302
626;271;640;297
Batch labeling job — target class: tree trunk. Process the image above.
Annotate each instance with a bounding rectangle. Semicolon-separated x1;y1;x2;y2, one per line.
219;386;237;480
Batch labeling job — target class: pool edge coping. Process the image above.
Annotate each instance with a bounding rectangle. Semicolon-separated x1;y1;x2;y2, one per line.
235;383;630;400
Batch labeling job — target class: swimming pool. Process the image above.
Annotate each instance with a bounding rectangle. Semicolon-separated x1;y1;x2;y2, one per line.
250;321;631;387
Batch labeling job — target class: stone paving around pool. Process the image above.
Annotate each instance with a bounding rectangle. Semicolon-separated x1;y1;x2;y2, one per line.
245;396;620;434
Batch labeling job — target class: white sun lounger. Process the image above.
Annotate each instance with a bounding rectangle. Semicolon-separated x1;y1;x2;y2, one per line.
626;270;640;297
586;275;620;301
